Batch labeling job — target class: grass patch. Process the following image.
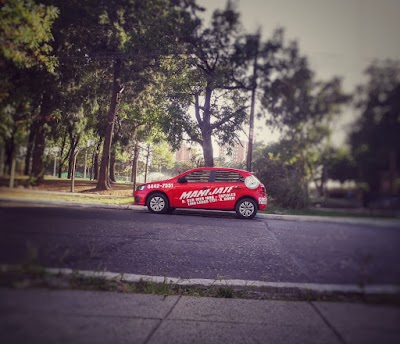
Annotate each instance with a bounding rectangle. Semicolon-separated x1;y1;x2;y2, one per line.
0;190;133;205
263;205;399;219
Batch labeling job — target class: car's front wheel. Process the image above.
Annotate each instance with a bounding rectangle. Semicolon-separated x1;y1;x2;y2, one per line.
235;198;257;219
147;193;169;214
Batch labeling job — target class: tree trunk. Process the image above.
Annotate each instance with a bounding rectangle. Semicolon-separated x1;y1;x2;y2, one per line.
131;141;139;190
92;138;102;181
0;145;5;177
200;87;214;167
389;150;397;195
67;145;73;179
93;140;100;180
31;92;52;184
24;122;36;175
57;131;68;178
202;130;214;167
109;144;116;182
67;134;80;179
97;58;122;190
4;135;15;175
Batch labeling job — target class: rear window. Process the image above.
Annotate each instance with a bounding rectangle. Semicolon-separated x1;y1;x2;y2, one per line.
185;170;211;182
214;170;244;183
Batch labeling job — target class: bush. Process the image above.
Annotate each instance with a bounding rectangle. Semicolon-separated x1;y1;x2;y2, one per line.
253;156;308;209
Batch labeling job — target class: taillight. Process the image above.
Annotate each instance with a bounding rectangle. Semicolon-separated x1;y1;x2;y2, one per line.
261;186;266;194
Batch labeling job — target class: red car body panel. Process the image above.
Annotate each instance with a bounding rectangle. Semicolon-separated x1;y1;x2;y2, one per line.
134;167;267;213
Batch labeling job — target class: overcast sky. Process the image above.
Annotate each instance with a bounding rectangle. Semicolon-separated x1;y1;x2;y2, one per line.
197;0;400;145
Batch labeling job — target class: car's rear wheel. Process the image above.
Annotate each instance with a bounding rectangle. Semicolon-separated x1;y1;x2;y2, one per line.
147;193;169;214
235;198;257;219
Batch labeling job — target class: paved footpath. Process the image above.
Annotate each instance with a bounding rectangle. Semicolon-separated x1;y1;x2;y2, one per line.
1;288;399;344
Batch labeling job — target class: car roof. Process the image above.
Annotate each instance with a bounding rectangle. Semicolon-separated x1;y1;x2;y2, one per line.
187;167;251;174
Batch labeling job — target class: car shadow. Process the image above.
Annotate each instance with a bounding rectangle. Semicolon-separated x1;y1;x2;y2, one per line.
172;209;243;220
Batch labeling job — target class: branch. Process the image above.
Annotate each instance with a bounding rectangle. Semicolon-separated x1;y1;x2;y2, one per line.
210;105;249;130
194;94;203;126
183;122;203;145
216;84;251;91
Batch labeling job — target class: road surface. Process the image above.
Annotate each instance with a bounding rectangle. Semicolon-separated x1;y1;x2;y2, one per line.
0;205;399;285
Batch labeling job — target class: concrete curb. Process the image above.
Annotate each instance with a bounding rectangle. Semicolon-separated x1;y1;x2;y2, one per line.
1;195;399;227
2;264;399;296
258;213;400;228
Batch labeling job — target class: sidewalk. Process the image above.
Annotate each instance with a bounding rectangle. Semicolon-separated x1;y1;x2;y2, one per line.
1;288;399;344
1;187;400;227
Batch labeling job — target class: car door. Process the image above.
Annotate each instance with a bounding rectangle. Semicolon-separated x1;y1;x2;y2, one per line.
170;169;213;208
207;170;246;210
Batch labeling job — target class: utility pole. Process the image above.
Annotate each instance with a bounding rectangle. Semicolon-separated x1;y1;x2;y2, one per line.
131;141;139;191
53;155;57;177
246;33;260;172
83;141;91;179
144;143;151;183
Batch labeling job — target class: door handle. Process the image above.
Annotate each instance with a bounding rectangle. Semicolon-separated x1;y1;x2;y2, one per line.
202;187;210;190
235;187;242;190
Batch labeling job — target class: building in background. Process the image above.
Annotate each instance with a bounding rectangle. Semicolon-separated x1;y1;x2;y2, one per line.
218;141;248;165
175;144;192;162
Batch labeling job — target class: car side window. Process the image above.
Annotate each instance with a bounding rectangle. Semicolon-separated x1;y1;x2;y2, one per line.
214;171;244;183
185;170;212;183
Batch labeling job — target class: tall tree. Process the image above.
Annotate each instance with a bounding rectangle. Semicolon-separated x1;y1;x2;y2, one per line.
92;0;198;190
0;0;58;74
259;49;350;200
350;60;400;197
0;0;58;177
162;3;251;166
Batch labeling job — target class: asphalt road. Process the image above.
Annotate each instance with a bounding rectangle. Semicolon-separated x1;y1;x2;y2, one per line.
1;204;399;285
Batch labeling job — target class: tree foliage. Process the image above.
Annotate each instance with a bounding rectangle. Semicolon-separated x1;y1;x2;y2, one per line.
0;0;58;72
253;143;308;209
0;0;358;203
161;2;252;166
350;60;400;196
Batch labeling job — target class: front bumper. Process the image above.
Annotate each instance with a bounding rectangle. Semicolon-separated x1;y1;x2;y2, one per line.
133;192;146;206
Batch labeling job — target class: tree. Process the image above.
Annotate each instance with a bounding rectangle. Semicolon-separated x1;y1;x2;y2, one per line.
0;0;58;73
253;143;308;209
258;45;350;199
162;3;252;166
0;0;58;178
150;142;174;172
326;146;357;184
350;60;400;197
93;0;198;190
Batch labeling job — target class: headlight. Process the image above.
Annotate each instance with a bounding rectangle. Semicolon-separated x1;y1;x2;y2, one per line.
137;185;146;191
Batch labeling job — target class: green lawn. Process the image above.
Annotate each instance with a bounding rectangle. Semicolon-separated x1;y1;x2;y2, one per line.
262;205;399;219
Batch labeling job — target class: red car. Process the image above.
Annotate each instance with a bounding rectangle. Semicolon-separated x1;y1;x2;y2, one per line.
134;167;267;219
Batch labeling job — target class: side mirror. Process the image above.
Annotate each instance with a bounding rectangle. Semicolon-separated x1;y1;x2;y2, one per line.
177;176;187;183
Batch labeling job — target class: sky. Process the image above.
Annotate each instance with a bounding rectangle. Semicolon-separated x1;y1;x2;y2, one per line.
196;0;400;146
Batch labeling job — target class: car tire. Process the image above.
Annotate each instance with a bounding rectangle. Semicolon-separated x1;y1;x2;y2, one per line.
235;198;257;219
147;193;169;214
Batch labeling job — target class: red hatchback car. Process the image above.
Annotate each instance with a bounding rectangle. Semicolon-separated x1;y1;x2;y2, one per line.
134;167;267;219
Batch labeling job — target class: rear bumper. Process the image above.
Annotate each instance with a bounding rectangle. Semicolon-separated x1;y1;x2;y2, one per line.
259;204;267;211
258;196;268;210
